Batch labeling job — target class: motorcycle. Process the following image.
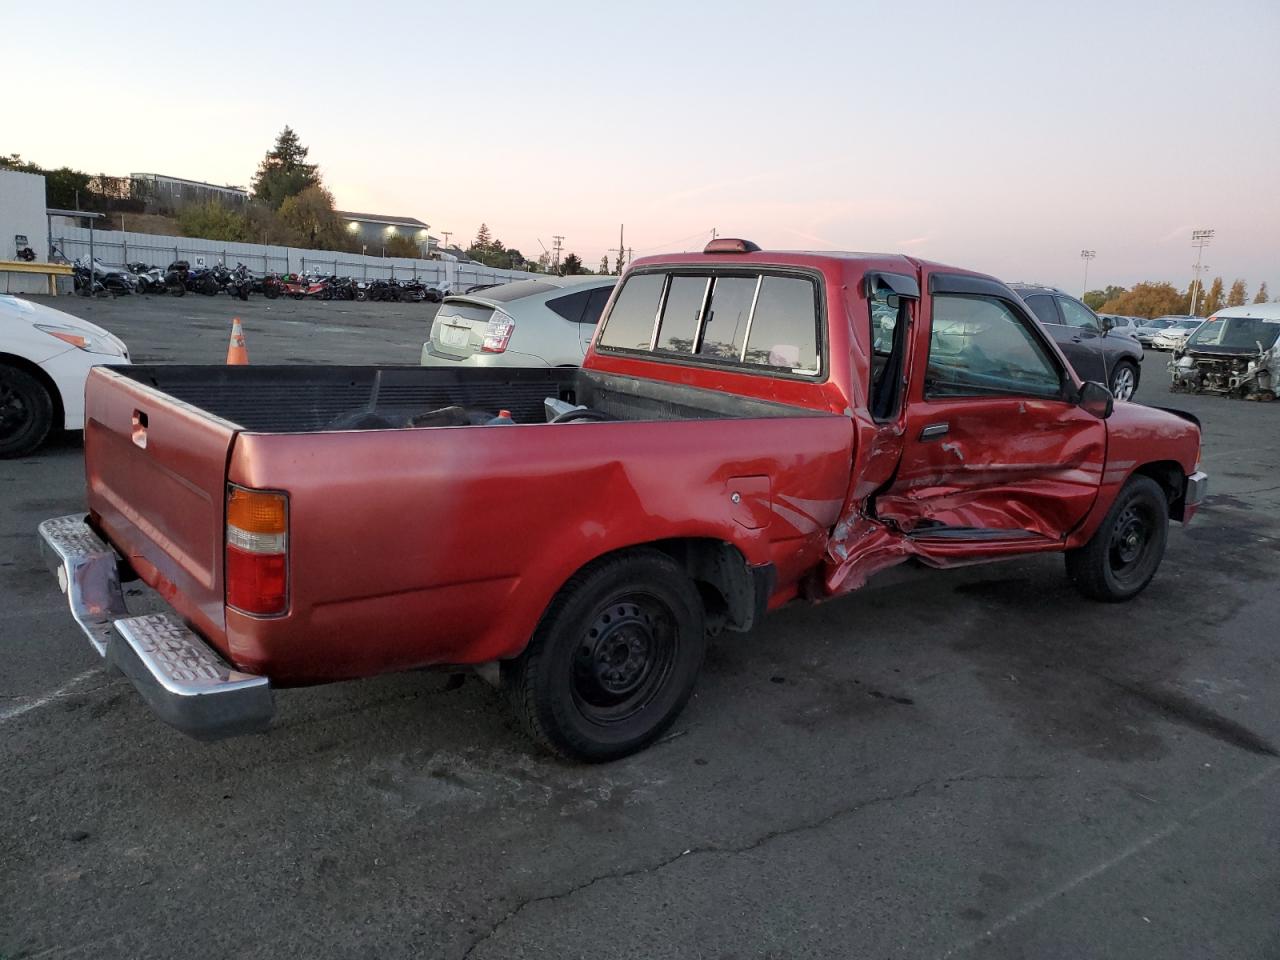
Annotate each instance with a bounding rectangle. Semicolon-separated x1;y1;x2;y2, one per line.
128;261;167;294
74;256;135;296
282;272;331;299
399;280;427;303
163;260;189;297
186;265;220;296
212;263;252;301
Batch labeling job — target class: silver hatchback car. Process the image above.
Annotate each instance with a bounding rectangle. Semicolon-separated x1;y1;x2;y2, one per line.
420;275;617;367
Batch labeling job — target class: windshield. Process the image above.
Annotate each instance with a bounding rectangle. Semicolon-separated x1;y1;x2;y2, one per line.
1186;316;1280;351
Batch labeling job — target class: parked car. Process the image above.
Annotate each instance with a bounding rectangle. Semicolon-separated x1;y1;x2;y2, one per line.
1133;318;1174;346
38;241;1206;759
1150;317;1203;351
1009;284;1145;400
1099;314;1144;342
421;275;617;368
0;295;130;457
1169;302;1280;399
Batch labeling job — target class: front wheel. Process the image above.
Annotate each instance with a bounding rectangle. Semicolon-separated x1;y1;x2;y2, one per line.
1066;475;1169;602
1110;360;1139;402
503;549;706;762
0;365;55;458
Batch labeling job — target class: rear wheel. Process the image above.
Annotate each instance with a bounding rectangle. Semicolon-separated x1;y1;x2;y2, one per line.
1110;360;1139;401
503;550;706;762
0;365;55;458
1066;475;1168;602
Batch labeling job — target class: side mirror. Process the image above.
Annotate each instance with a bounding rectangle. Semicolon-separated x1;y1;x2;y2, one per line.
1077;381;1114;419
1100;315;1114;331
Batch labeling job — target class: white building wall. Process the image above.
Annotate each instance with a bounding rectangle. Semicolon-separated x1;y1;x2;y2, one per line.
0;169;54;294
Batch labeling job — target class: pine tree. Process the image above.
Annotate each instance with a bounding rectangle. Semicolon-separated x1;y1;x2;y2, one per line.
251;126;320;209
1200;277;1225;316
1255;282;1270;303
472;223;492;250
1226;278;1247;307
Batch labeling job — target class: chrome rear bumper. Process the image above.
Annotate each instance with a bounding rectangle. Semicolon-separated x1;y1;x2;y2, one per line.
37;515;273;740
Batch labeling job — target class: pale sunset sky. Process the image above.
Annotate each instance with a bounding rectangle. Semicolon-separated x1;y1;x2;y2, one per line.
5;0;1277;294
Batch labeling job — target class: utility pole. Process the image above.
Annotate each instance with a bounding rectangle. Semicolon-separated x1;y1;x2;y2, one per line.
711;227;718;242
551;235;564;271
1079;249;1096;295
612;224;627;274
1190;229;1214;316
441;231;452;250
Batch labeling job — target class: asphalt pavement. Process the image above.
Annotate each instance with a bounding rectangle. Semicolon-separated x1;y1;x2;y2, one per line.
2;294;1278;960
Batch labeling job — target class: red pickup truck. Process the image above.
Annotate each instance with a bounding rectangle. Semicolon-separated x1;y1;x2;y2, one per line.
39;240;1206;761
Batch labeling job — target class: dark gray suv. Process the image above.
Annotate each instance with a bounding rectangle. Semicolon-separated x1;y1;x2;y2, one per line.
1009;283;1145;401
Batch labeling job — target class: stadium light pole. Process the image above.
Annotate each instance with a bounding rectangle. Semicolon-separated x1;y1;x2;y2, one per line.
1080;249;1096;296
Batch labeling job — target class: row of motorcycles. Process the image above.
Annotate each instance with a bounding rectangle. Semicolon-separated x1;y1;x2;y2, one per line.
261;274;435;302
68;255;444;304
71;257;252;300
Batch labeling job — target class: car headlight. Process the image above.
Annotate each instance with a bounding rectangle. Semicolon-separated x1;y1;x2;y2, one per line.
34;323;127;358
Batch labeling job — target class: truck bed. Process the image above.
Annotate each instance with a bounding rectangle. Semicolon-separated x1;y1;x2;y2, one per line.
116;365;828;432
84;365;853;684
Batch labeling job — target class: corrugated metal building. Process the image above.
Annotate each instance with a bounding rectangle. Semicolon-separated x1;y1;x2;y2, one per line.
130;173;250;213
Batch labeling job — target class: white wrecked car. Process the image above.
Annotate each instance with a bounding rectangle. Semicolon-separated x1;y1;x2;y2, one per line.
1170;302;1280;401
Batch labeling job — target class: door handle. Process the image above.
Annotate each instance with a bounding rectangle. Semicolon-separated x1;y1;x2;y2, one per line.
1071;336;1083;343
919;422;949;441
131;409;148;449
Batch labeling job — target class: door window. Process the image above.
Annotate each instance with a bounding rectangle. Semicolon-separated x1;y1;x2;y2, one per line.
1057;297;1101;332
926;295;1063;399
1023;294;1060;327
597;273;664;349
869;287;909;420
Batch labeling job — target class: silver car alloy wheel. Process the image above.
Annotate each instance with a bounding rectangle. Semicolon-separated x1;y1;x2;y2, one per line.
1112;365;1136;401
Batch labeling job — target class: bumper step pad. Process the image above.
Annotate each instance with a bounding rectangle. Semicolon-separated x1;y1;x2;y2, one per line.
37;515;273;740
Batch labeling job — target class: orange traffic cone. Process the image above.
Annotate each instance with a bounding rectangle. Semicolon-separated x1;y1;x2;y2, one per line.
226;317;248;365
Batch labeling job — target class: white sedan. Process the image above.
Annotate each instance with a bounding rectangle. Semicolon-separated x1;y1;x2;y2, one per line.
0;295;130;457
1150;319;1203;351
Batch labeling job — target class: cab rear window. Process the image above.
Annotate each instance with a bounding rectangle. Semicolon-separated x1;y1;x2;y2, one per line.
597;270;821;375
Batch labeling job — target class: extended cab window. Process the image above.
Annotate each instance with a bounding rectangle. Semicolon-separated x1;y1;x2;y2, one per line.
927;295;1062;399
597;270;820;375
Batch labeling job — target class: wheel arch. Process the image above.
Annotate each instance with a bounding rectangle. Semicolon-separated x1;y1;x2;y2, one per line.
1133;459;1187;517
0;352;65;430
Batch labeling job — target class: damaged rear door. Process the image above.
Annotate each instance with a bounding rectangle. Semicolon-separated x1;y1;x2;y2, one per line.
826;272;1106;593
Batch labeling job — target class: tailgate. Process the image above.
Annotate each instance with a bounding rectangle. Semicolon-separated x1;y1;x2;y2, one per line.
83;367;236;646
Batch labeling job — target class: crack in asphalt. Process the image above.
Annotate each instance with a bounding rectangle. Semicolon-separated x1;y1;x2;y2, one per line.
458;770;1047;959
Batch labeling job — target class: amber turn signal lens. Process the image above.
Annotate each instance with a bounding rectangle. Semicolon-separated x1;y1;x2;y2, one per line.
227;486;287;535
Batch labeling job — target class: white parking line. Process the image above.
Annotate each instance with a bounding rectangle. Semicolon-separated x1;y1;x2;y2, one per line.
0;668;102;722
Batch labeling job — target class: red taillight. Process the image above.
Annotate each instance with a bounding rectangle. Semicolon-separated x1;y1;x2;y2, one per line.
482;314;515;353
226;486;288;616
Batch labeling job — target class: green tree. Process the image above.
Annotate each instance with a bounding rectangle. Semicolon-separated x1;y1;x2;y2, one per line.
1226;278;1248;307
1200;276;1224;316
599;256;610;275
1255;282;1271;303
471;223;493;250
277;185;351;251
1083;285;1125;311
560;252;583;275
251;126;320;209
177;201;252;242
383;233;423;258
1100;282;1185;318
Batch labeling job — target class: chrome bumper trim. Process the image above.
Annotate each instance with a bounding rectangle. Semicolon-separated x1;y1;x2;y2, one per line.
1185;471;1209;506
37;515;273;740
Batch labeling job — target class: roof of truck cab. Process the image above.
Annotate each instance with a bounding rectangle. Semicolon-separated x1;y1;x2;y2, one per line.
627;249;989;282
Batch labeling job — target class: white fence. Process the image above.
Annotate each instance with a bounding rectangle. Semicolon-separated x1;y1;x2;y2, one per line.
50;226;541;288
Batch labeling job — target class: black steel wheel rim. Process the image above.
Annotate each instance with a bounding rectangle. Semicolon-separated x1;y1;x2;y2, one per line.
0;381;30;441
1109;501;1154;583
572;592;678;725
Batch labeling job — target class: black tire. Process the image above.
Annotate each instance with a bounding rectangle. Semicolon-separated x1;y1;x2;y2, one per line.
0;365;55;458
170;283;185;297
1066;475;1169;602
264;285;279;300
201;277;218;296
1109;360;1139;402
503;549;706;762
